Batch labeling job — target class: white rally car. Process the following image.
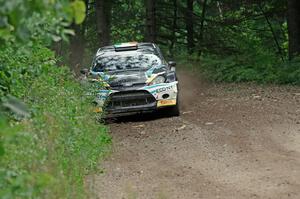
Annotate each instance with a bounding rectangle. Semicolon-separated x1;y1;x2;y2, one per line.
86;42;180;117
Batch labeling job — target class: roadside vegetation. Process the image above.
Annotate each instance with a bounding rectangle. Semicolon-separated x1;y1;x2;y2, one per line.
0;1;110;198
178;54;300;85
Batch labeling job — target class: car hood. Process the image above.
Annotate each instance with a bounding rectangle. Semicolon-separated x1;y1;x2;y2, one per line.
90;65;167;89
108;70;147;88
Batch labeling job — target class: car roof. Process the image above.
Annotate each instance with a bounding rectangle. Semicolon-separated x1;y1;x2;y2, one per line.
95;42;162;58
96;50;157;58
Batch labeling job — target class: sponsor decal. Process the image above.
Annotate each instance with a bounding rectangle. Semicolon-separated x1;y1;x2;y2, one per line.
99;90;110;93
93;107;103;113
157;99;177;107
154;85;173;93
145;74;159;84
149;84;175;94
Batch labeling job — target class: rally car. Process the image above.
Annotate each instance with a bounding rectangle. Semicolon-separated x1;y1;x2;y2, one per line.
85;42;180;117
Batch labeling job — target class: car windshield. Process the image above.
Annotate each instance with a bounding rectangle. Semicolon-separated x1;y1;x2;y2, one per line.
92;53;162;72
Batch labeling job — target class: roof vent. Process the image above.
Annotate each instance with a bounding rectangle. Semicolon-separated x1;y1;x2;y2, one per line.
114;42;138;52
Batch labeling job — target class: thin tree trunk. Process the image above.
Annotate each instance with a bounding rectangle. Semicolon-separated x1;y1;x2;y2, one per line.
198;0;207;56
287;0;300;59
186;0;194;54
170;0;178;56
95;0;112;47
216;1;223;19
69;24;85;73
259;4;284;62
69;0;89;74
145;0;157;42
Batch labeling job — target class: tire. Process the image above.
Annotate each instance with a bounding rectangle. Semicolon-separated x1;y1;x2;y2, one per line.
167;97;180;117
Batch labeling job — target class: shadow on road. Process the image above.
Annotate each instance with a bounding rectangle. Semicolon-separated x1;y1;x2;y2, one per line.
104;110;174;124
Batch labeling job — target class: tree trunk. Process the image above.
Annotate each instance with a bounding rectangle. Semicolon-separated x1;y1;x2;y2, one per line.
258;4;284;62
69;24;85;73
216;1;223;19
287;0;300;59
186;0;194;54
198;0;207;56
145;0;157;42
69;0;89;74
95;0;112;47
169;0;178;56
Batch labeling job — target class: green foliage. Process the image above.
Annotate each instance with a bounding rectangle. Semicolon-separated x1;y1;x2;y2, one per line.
0;0;86;43
0;43;110;199
111;0;145;43
0;1;110;198
175;0;298;85
0;43;56;98
182;52;300;85
71;0;87;25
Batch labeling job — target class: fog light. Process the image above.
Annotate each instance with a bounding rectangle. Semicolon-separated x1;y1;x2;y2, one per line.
162;94;169;99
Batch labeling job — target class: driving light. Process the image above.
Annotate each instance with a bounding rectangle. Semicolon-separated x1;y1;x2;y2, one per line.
149;76;166;85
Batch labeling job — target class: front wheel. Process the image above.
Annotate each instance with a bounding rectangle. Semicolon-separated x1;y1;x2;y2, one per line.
166;98;180;117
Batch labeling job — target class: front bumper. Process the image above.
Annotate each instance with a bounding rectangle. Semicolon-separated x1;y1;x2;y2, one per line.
94;82;178;117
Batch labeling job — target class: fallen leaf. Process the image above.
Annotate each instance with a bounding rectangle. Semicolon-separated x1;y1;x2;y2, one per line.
176;125;186;131
182;111;193;115
133;124;145;128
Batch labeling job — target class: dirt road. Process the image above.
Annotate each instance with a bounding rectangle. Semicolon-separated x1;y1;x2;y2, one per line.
87;71;300;199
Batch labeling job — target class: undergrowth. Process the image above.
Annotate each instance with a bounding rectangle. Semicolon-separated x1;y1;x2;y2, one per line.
0;43;111;199
178;53;300;85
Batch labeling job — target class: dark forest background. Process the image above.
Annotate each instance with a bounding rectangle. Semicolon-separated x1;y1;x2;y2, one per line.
65;0;300;84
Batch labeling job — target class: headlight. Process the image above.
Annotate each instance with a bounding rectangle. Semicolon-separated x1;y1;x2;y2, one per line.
149;75;166;85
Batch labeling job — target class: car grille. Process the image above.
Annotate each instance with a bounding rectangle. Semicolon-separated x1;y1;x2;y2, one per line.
107;90;156;109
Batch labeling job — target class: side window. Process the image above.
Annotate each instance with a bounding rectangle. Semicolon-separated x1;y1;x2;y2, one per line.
154;45;167;65
91;56;96;69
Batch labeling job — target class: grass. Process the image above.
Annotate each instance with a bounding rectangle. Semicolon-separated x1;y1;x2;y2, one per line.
0;44;111;199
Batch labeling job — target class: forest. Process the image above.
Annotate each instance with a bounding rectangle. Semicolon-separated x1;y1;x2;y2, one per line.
68;0;300;84
0;0;300;198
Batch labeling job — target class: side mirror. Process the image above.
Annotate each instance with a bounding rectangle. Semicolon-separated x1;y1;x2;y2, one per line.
168;61;176;67
80;68;89;75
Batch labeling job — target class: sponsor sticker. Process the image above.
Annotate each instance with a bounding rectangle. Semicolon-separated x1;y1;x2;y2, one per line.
157;99;177;107
155;85;173;93
93;107;103;113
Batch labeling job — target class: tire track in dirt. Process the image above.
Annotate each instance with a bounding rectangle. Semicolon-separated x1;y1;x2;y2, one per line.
86;70;300;199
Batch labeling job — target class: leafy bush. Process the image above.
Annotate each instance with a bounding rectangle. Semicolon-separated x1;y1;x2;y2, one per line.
179;51;300;85
0;1;110;198
0;43;110;199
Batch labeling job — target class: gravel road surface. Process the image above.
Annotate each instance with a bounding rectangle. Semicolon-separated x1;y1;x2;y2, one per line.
87;71;300;199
